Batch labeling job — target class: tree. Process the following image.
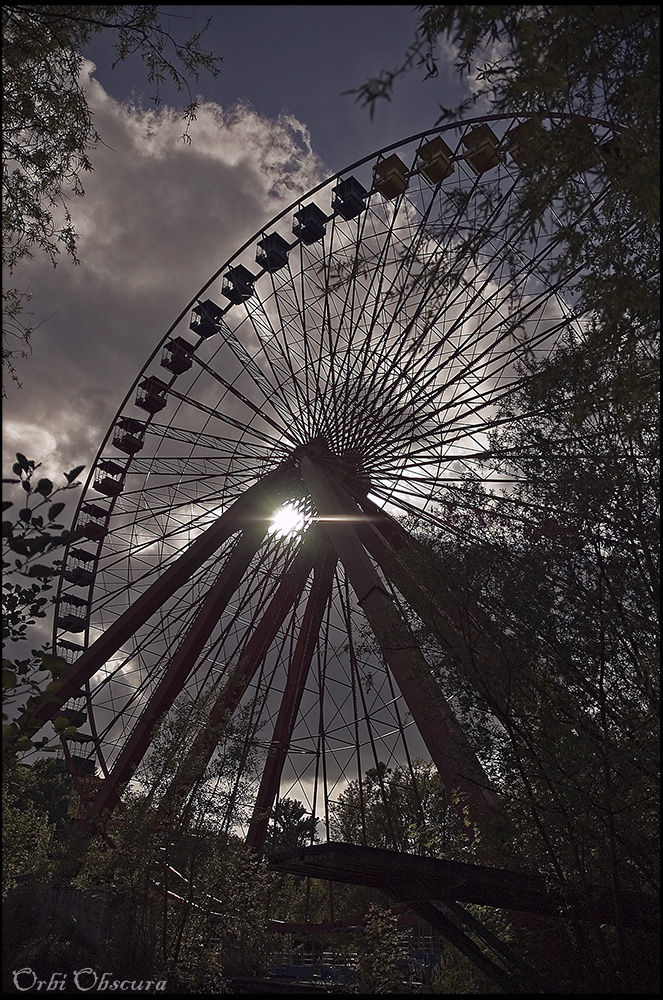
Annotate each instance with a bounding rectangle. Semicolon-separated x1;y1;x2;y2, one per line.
392;344;659;990
3;694;273;992
2;756;75;896
352;6;658;204
355;903;410;994
348;9;659;902
265;797;319;854
2;4;222;392
72;700;274;988
331;760;473;860
2;762;55;897
2;453;86;754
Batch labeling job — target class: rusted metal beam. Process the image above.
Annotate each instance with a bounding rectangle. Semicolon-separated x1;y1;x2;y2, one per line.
246;538;337;858
353;496;513;722
153;526;321;825
268;841;660;930
12;462;301;745
299;455;500;830
86;523;267;823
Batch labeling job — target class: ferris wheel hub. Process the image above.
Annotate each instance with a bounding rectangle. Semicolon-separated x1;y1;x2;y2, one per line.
289;436;372;499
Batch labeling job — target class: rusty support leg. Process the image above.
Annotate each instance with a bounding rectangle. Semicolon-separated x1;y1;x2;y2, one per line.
13;463;301;744
358;494;627;735
300;455;500;830
353;497;512;722
86;522;268;823
246;539;337;858
154;526;322;825
347;488;568;967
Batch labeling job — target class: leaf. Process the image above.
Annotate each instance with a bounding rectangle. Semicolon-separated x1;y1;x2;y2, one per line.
64;465;85;483
26;564;57;579
19;508;32;522
53;716;71;731
2;668;18;689
37;653;69;677
48;502;65;521
35;478;53;496
15;453;30;471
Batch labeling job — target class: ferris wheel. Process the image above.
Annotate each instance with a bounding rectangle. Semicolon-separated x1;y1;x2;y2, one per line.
20;113;616;854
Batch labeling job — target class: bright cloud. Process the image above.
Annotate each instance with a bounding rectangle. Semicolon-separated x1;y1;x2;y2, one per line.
3;64;328;483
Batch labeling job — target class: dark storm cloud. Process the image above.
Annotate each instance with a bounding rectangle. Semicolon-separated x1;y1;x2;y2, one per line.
3;64;328;485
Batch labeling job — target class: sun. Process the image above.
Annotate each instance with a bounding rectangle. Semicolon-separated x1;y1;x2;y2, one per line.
268;503;305;538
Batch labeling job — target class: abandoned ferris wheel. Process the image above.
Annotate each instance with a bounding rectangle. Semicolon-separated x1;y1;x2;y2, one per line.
17;113;620;861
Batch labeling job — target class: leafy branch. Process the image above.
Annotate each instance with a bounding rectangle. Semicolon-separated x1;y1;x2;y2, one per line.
2;452;85;753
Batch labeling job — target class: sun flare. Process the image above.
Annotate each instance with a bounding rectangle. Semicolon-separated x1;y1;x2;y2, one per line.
268;504;305;538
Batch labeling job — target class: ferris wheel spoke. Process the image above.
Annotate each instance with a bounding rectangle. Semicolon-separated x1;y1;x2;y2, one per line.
323;206;417;391
338;232;528;420
213;307;307;429
163;384;288;450
178;351;301;444
235;288;315;425
398;203;579;381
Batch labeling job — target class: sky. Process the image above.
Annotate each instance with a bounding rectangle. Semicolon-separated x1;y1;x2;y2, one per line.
4;5;469;486
4;8;629;816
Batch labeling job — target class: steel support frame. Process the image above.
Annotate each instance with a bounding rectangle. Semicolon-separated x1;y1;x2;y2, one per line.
246;539;338;857
13;463;302;744
153;526;324;825
405;899;544;994
354;495;513;722
299;455;500;829
357;494;628;737
86;522;268;822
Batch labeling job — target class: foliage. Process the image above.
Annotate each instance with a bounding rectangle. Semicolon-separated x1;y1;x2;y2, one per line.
265;796;319;854
331;759;473;860
2;760;55;897
395;335;660;990
430;944;502;994
352;6;659;153
322;312;658;990
2;756;78;899
354;903;410;994
135;695;268;840
351;6;659;380
2;453;85;754
350;14;658;973
2;4;222;392
74;800;271;990
1;287;42;394
3;702;273;991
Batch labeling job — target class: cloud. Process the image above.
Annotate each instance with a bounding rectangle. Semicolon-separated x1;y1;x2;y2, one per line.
3;62;328;483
